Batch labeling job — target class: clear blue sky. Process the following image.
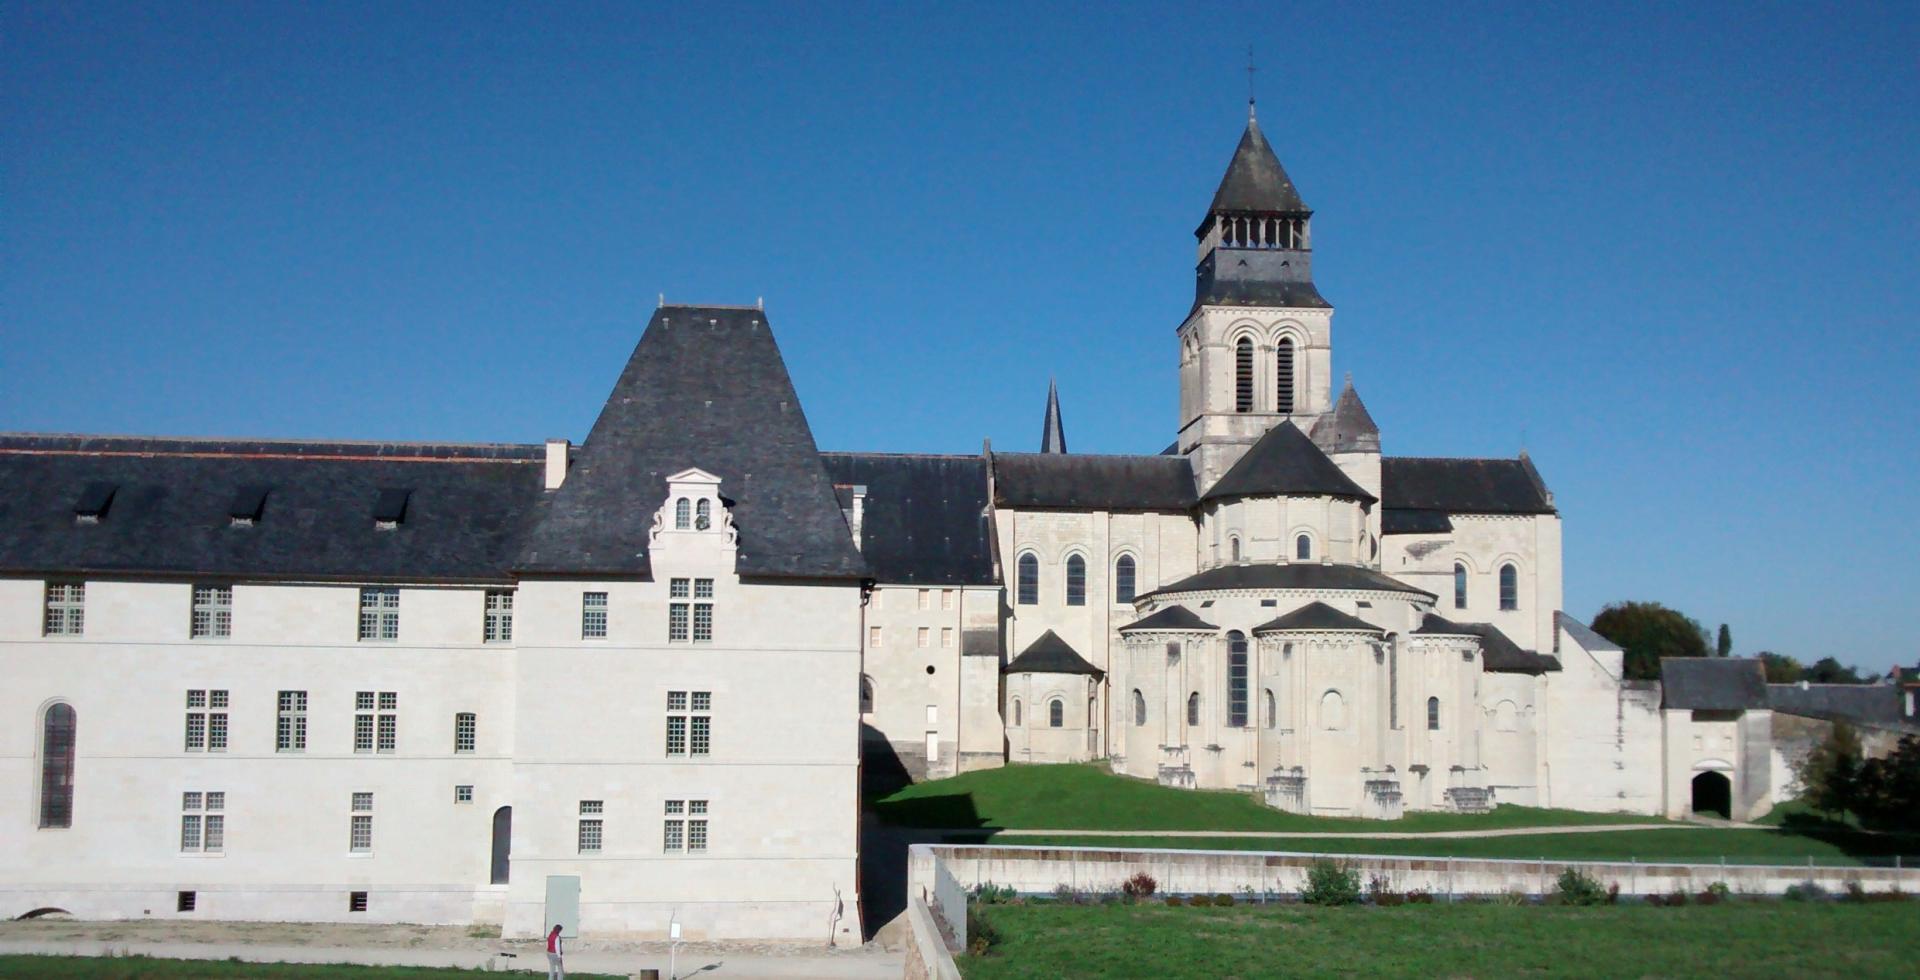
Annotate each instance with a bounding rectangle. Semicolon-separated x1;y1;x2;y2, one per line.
5;3;1916;671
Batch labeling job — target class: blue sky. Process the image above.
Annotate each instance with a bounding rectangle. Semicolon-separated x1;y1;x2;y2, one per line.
4;2;1916;671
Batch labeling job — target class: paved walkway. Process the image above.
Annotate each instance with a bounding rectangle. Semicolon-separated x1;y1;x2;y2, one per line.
925;820;1765;840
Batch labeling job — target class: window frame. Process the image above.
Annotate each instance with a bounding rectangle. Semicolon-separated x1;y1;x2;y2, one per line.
1016;553;1039;606
357;587;400;642
1064;554;1087;607
1499;564;1519;611
1226;631;1250;728
1275;337;1296;414
43;581;85;637
454;712;477;754
484;589;514;643
276;690;307;753
190;584;233;639
1048;698;1064;728
581;591;608;640
1453;563;1468;610
37;702;77;829
1234;337;1255;413
1113;554;1136;605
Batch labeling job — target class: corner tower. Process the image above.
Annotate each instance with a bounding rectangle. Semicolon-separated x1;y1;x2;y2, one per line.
1177;106;1336;492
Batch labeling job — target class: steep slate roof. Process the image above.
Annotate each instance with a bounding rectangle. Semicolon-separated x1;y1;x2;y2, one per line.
1040;381;1067;454
1119;605;1218;633
1253;601;1382;634
1414;614;1560;674
0;435;544;581
1554;611;1622;655
1207;115;1310;215
819;452;994;586
991;452;1197;511
1203;422;1374;503
1309;381;1380;454
1768;683;1920;734
1381;510;1453;535
516;306;865;579
1141;562;1432;600
1003;630;1105;676
1381;456;1555;515
1661;658;1769;710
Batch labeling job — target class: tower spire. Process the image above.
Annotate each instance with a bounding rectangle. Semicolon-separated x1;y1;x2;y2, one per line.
1040;379;1067;454
1246;46;1257;121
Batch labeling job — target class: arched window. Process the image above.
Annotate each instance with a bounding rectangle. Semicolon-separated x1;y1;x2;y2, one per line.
1495;700;1519;732
490;805;512;884
1065;554;1087;606
1427;696;1441;731
1319;690;1346;731
695;498;712;530
1453;563;1468;609
1048;699;1064;728
674;497;691;529
1016;553;1039;605
1226;631;1249;728
39;702;76;829
1229;536;1241;562
1186;692;1200;727
1234;338;1255;412
1114;555;1136;605
1275;338;1296;414
1132;689;1146;726
1295;534;1312;561
1011;698;1022;727
859;676;874;715
1263;689;1277;730
1499;564;1519;611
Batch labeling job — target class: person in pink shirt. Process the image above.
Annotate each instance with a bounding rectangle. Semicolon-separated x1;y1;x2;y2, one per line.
545;922;566;979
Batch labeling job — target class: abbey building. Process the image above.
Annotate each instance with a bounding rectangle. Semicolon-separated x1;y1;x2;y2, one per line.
4;111;1816;939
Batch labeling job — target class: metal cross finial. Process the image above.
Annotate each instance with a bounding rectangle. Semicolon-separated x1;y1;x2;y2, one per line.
1246;46;1257;119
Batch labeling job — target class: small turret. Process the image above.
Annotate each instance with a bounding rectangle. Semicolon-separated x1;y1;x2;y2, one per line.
1311;376;1380;455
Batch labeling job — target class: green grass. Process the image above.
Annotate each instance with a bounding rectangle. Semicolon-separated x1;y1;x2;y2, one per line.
871;763;1670;832
0;957;625;979
958;901;1920;979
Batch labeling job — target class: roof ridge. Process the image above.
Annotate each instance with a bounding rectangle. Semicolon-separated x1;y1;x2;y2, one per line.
0;432;543;451
821;450;984;460
991;451;1185;461
1385;454;1528;463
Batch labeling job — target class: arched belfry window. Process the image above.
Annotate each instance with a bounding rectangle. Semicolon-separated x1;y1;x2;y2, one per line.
1011;698;1022;727
1065;554;1087;606
1499;564;1519;611
1276;338;1296;414
1427;696;1441;731
674;497;691;530
1295;534;1312;561
1187;692;1200;726
1227;631;1250;728
1264;689;1277;729
39;702;76;829
1016;553;1039;605
1114;555;1136;604
695;498;712;530
1132;689;1146;726
1234;338;1255;413
1048;699;1064;728
1229;536;1241;562
1454;563;1468;609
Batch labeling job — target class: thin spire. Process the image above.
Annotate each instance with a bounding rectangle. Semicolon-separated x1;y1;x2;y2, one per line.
1246;45;1257;121
1040;378;1067;454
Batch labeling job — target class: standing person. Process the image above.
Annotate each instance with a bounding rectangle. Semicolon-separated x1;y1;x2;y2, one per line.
546;922;566;980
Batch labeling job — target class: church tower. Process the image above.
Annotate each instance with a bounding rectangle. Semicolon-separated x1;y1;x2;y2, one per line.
1176;106;1336;492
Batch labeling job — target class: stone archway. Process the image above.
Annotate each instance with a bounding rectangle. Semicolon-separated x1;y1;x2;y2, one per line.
1691;771;1731;819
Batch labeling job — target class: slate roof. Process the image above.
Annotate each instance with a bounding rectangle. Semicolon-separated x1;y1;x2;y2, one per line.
1140;562;1432;600
1206;115;1310;215
1661;658;1769;710
1309;381;1380;454
1414;614;1560;674
1003;630;1104;677
1118;605;1219;633
991;452;1197;511
516;306;865;580
1768;683;1920;733
1253;601;1382;634
1554;611;1622;655
1203;422;1374;503
1381;510;1453;535
819;452;995;586
1040;381;1067;454
1193;272;1332;311
1380;455;1555;516
0;435;545;581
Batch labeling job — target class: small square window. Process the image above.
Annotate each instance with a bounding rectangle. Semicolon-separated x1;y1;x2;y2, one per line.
352;792;374;812
667;691;688;711
670;578;690;599
690;692;710;711
455;785;474;804
177;891;197;912
579;800;603;815
349;891;369;913
694;578;713;599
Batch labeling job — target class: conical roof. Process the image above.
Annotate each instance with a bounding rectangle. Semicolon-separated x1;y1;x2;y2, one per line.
1208;116;1309;214
1040;380;1067;454
1203;421;1375;503
1310;379;1380;454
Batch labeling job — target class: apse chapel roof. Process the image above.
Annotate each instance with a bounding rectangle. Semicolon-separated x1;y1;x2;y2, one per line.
1252;601;1382;635
1140;562;1432;601
1661;658;1770;711
1415;613;1561;675
1203;421;1374;504
0;435;545;582
991;452;1197;511
1379;455;1555;535
1119;605;1219;633
820;452;994;586
1003;630;1105;677
517;306;866;580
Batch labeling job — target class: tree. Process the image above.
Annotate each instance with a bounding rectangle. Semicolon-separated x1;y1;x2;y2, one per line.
1796;722;1863;820
1758;651;1803;684
1590;601;1711;681
1716;624;1732;658
1853;736;1920;832
1804;657;1868;684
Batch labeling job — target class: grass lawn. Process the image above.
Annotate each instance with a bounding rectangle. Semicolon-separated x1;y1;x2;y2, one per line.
871;763;1670;832
0;957;625;979
958;901;1920;979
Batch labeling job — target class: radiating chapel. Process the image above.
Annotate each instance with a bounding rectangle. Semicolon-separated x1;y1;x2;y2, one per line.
3;108;1786;938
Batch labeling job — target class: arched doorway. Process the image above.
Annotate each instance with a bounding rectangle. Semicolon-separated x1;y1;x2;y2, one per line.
490;806;512;884
1691;771;1731;818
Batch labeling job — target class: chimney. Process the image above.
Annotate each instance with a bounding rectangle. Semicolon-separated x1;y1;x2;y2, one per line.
544;439;570;490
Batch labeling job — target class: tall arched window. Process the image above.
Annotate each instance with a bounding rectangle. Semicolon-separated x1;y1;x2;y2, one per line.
1427;696;1441;731
674;497;691;529
1263;689;1277;730
1454;563;1468;609
1065;554;1087;606
695;498;712;529
39;702;76;829
1048;699;1064;728
1275;338;1296;414
1011;698;1022;727
1499;564;1519;611
1234;338;1255;412
1016;553;1039;605
1226;631;1250;727
1320;690;1346;731
1186;692;1200;726
1113;555;1136;604
1295;534;1312;561
1229;536;1241;562
859;676;874;715
490;805;513;884
1132;689;1146;726
1495;700;1519;732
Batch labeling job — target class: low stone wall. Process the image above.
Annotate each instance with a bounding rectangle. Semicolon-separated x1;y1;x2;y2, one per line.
903;896;962;980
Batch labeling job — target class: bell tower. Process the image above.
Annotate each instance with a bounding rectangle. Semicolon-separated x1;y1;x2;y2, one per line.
1176;105;1337;492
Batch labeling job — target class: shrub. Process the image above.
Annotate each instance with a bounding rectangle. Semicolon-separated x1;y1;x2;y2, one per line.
1785;881;1828;902
1666;888;1690;906
1163;895;1184;907
1368;875;1405;907
1404;888;1434;905
1606;882;1621;905
1210;893;1235;907
971;882;1017;905
1706;881;1730;900
1496;890;1528;907
1554;868;1606;906
1121;872;1157;901
964;904;999;957
1844;881;1869;903
1051;884;1088;905
1302;860;1362;907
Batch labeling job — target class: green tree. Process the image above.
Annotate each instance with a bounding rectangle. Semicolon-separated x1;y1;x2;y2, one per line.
1853;736;1920;832
1804;657;1868;684
1796;722;1863;820
1758;651;1803;683
1716;624;1732;658
1590;601;1711;680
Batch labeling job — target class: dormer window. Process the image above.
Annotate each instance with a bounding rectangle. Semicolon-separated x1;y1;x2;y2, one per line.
695;498;711;530
372;488;411;530
675;498;691;530
228;486;269;527
74;482;117;525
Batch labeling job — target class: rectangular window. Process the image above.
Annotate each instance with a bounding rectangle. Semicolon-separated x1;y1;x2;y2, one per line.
692;603;712;642
670;577;689;598
941;627;954;648
184;690;229;752
688;799;708;852
694;578;713;599
665;691;712;757
917;589;930;610
581;591;608;639
355;692;397;753
178;891;197;912
190;585;233;639
869;626;882;647
578;800;604;853
350;793;373;853
484;590;514;643
941;589;954;611
348;891;368;912
662;799;706;852
180;790;219;852
917;627;930;648
454;712;477;753
44;581;86;636
276;690;307;752
357;587;400;642
455;784;474;803
668;603;689;642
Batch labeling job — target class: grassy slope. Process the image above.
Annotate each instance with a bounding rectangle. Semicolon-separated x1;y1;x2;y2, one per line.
1011;829;1915;866
872;763;1669;832
0;957;624;980
958;902;1920;979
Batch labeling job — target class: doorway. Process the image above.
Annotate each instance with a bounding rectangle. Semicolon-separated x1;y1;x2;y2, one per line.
1691;771;1731;819
490;806;512;884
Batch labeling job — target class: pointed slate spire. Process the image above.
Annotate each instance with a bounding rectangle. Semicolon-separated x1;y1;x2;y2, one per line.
1311;376;1381;454
1040;379;1067;454
1208;116;1309;215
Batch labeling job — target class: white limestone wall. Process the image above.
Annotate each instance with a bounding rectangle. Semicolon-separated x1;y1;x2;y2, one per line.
1660;708;1773;821
1381;513;1562;652
862;585;970;780
1004;672;1099;765
1175;306;1336;492
1199;494;1367;569
1542;625;1663;814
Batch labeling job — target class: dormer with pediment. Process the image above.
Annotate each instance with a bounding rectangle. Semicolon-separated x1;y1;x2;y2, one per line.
647;466;739;575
